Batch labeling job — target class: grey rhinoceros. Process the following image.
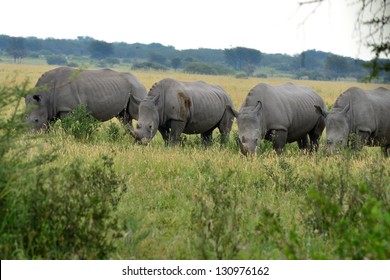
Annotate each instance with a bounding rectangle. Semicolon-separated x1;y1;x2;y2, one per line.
228;82;326;155
315;87;390;156
130;78;235;145
25;66;147;130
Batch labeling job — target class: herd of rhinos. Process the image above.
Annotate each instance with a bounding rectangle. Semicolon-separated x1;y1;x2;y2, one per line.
25;66;390;156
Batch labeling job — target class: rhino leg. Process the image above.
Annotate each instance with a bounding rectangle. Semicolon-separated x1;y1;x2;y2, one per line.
169;120;186;145
308;117;325;152
217;108;234;144
201;129;214;146
159;127;170;145
271;129;287;155
382;145;390;157
297;135;309;150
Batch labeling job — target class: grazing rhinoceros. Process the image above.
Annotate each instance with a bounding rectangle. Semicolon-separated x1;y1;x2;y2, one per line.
130;78;235;145
227;82;326;156
25;66;147;131
314;87;390;156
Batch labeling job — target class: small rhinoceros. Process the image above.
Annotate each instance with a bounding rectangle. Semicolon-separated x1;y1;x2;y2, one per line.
130;78;235;145
315;86;390;156
25;66;147;130
228;82;326;156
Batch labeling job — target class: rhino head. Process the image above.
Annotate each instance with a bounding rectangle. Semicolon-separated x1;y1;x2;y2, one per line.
315;104;350;153
130;94;160;145
24;94;49;131
228;101;263;156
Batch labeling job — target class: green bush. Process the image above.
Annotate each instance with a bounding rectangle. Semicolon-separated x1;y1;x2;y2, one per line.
61;104;100;140
191;162;243;259
0;82;125;259
46;55;67;65
305;157;390;259
132;62;168;71
184;62;234;75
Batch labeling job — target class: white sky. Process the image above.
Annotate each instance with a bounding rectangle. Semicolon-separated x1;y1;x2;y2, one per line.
0;0;376;60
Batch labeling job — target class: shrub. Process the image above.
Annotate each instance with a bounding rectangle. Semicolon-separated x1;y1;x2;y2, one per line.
184;62;234;75
132;62;168;71
305;157;390;259
46;55;67;65
191;162;243;259
61;104;100;140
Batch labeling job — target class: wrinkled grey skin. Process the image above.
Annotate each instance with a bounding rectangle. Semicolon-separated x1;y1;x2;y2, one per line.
228;83;325;156
131;78;235;145
315;87;390;156
25;66;146;131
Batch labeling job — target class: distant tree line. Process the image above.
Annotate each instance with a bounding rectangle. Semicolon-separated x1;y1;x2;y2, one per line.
0;34;388;81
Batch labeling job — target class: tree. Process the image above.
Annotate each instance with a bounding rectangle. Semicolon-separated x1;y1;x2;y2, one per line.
324;54;349;79
148;52;167;65
6;37;26;63
46;55;67;65
298;0;389;80
171;57;182;70
224;47;262;72
88;40;113;60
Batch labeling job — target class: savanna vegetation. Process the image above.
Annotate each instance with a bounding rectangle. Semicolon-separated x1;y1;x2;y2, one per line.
0;63;389;260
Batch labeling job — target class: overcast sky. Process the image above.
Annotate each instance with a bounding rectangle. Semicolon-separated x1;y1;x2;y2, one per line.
1;0;376;60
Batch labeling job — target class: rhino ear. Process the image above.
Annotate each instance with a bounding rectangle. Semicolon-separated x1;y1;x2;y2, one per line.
151;94;160;104
33;94;42;103
226;105;238;118
340;104;350;115
314;105;328;118
130;94;143;105
253;101;262;113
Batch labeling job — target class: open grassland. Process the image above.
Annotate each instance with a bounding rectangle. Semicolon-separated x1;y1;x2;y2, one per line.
1;63;389;259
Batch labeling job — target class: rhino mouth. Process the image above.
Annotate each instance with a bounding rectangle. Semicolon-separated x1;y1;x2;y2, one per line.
129;129;151;145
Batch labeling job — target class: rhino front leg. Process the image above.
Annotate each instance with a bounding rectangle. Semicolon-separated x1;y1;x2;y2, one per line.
308;117;325;152
159;127;170;145
382;145;390;157
169;120;186;145
271;129;287;155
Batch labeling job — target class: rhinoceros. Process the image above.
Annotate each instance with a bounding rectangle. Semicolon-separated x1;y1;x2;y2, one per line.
315;87;390;156
228;82;326;155
130;78;235;145
25;66;147;130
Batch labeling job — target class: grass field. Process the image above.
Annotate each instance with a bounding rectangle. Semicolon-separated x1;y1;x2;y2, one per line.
1;63;389;260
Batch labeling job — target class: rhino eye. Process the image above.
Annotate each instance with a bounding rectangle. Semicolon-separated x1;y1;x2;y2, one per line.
149;124;152;130
35;119;39;123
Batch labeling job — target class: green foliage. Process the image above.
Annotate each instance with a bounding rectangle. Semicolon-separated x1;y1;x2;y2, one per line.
0;82;125;259
88;39;113;60
132;61;169;71
184;62;234;75
46;55;67;65
61;104;100;140
2;154;125;259
305;157;390;259
191;162;243;259
224;47;262;71
106;122;121;142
